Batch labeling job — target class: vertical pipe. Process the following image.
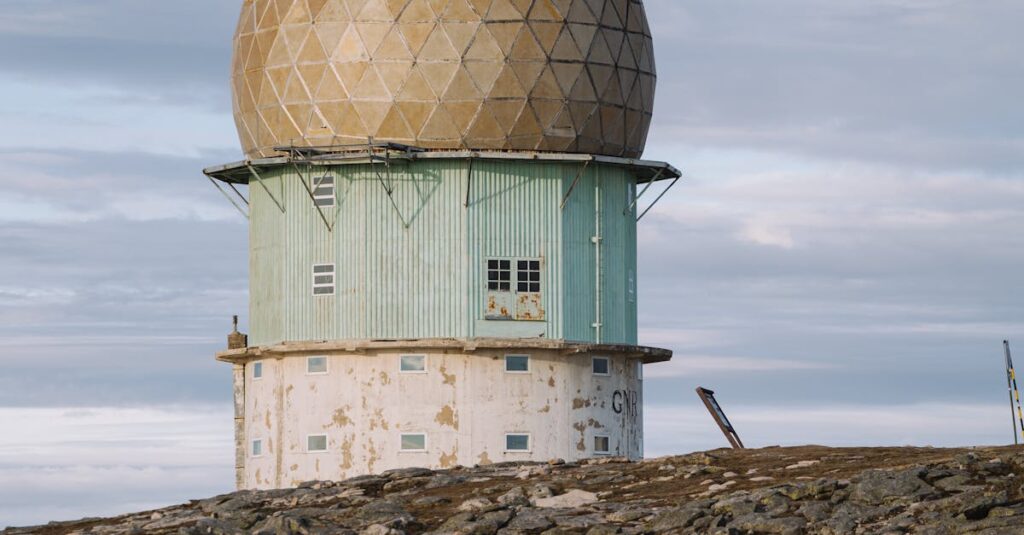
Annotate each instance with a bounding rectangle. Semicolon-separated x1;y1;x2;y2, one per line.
593;166;602;343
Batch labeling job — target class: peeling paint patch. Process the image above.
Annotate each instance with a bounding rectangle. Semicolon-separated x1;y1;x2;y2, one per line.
572;398;591;409
379;371;391;385
341;438;353;470
332;408;353;427
539;404;550;413
439;448;458;468
435;405;459;430
573;422;587;451
477;451;492;466
290;464;298;471
548;377;555;387
264;409;271;429
440;365;456;386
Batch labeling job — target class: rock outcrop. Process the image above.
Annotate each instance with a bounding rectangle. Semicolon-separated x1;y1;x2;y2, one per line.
6;445;1024;534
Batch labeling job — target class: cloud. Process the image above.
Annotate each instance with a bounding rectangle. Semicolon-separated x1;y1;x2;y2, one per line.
0;406;233;528
644;402;1013;457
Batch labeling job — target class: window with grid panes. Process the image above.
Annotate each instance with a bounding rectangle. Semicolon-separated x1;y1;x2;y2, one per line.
487;259;511;291
517;260;541;292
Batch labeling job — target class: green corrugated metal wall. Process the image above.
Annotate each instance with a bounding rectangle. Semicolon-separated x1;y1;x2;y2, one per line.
248;159;639;346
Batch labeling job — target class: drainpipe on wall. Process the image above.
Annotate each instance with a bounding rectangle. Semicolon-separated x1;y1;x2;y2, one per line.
592;167;603;343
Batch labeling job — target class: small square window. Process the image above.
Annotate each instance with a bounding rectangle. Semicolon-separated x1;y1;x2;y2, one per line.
252;361;263;379
400;433;427;451
313;264;335;296
487;259;512;291
400;355;426;373
592;356;610;376
312;176;335;207
505;434;531;452
252;439;263;457
505;355;530;373
307;356;328;375
517;260;541;293
307;434;328;452
594;435;610;455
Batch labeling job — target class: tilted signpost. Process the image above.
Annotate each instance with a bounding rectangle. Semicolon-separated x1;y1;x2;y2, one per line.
696;387;745;450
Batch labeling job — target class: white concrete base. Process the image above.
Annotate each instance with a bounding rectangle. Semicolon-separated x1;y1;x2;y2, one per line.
221;340;667;490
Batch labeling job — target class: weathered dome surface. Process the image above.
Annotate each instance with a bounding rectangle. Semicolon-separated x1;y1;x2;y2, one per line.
232;0;657;159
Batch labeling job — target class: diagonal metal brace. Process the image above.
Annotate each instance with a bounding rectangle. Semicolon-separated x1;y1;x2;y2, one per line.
246;164;286;214
637;175;682;222
560;161;590;210
291;161;334;232
624;167;664;215
370;145;410;228
207;175;249;220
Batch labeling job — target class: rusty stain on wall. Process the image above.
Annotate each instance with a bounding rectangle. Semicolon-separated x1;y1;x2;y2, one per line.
379;371;391;385
477;451;493;466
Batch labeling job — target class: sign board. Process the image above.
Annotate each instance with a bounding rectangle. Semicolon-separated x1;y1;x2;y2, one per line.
696;387;745;449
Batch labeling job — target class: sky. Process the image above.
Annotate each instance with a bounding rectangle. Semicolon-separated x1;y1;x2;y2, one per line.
1;0;1022;528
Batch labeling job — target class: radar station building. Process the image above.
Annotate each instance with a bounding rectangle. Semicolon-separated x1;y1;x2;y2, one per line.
205;0;680;490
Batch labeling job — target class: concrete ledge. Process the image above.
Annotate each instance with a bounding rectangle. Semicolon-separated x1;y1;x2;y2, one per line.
216;337;672;365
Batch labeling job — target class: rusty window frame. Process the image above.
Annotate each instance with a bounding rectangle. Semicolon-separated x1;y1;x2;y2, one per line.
592;356;611;376
312;175;335;207
400;433;428;452
399;354;427;374
251;439;263;457
252;361;263;380
504;433;531;452
593;435;611;455
306;434;328;453
504;354;530;373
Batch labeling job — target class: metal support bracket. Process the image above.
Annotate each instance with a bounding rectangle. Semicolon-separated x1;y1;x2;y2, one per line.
637;175;682;222
207;175;249;220
368;140;410;228
246;164;286;214
291;161;335;232
559;161;590;210
624;167;664;215
464;157;474;208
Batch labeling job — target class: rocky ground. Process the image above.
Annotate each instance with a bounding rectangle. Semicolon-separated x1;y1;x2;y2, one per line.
6;445;1024;534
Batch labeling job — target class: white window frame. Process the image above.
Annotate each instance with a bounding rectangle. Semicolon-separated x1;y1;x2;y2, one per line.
399;433;428;453
592;356;611;376
252;361;263;380
399;354;427;374
594;435;611;455
306;356;328;375
505;433;532;453
504;354;531;374
251;438;264;457
312;175;335;207
312;264;336;296
306;434;328;453
636;360;644;381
